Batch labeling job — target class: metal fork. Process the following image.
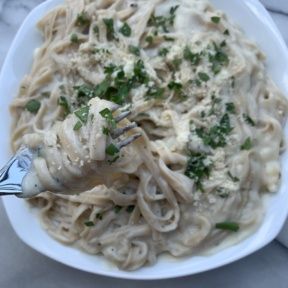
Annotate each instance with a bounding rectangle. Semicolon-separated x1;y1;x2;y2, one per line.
0;110;140;198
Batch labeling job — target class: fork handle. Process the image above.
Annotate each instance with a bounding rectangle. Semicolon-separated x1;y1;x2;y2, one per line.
0;147;33;196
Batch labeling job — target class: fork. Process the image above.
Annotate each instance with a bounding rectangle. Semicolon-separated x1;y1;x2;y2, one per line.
0;110;140;198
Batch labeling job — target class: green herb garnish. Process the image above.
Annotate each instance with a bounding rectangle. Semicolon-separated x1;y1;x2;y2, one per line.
227;171;240;182
58;96;70;116
196;114;233;148
243;114;255;126
128;45;140;56
231;76;235;88
226;102;236;114
84;221;95;227
73;121;83;131
93;25;99;35
103;18;115;40
99;108;116;129
211;16;221;24
126;205;135;213
74;84;95;106
96;213;103;220
215;222;239;232
224;29;230;35
171;58;182;71
146;86;165;99
102;127;110;135
104;64;117;75
74;106;89;124
185;152;212;190
148;5;179;32
163;36;175;41
119;22;131;37
220;40;226;47
209;42;229;74
159;47;170;56
106;143;120;156
240;137;253;150
133;60;149;84
183;46;201;65
145;35;154;45
114;205;122;213
216;188;230;199
70;33;79;43
209;94;221;115
75;11;91;27
168;81;182;91
198;72;210;82
25;99;41;114
94;79;111;98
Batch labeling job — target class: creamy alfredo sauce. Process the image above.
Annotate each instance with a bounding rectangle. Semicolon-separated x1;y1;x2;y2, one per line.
10;0;288;271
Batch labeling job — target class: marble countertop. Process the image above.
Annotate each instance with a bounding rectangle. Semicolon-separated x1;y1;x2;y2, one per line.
1;0;288;287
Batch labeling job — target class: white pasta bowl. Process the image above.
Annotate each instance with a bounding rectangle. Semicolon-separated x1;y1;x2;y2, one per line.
1;0;288;280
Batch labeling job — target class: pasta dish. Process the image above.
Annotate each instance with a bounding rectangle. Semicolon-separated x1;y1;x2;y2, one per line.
10;0;288;270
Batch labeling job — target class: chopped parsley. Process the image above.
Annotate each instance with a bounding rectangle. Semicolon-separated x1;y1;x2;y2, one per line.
96;213;103;220
209;42;229;74
93;25;99;35
75;84;95;98
145;35;154;45
148;5;179;32
74;84;95;106
224;29;230;35
196;113;233;148
128;45;140;56
119;22;131;37
106;143;120;156
70;33;79;43
243;114;256;126
114;205;122;213
227;171;240;182
25;99;41;114
215;222;239;232
209;94;221;115
231;76;235;88
75;11;91;27
74;106;89;124
241;137;253;150
73;121;83;131
168;81;182;91
183;46;201;65
163;36;175;41
84;221;95;227
146;86;165;99
102;127;110;135
94;79;111;98
133;60;149;84
99;108;116;129
58;96;70;117
103;18;115;40
171;58;182;71
220;40;226;47
198;72;210;82
216;188;230;199
159;47;170;56
226;102;236;114
185;152;212;190
126;205;135;213
41;91;51;98
211;16;221;24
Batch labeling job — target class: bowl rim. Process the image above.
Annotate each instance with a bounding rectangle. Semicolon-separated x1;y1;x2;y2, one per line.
1;0;288;280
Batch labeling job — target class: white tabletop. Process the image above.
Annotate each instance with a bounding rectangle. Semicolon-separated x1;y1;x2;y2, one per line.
1;0;288;287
